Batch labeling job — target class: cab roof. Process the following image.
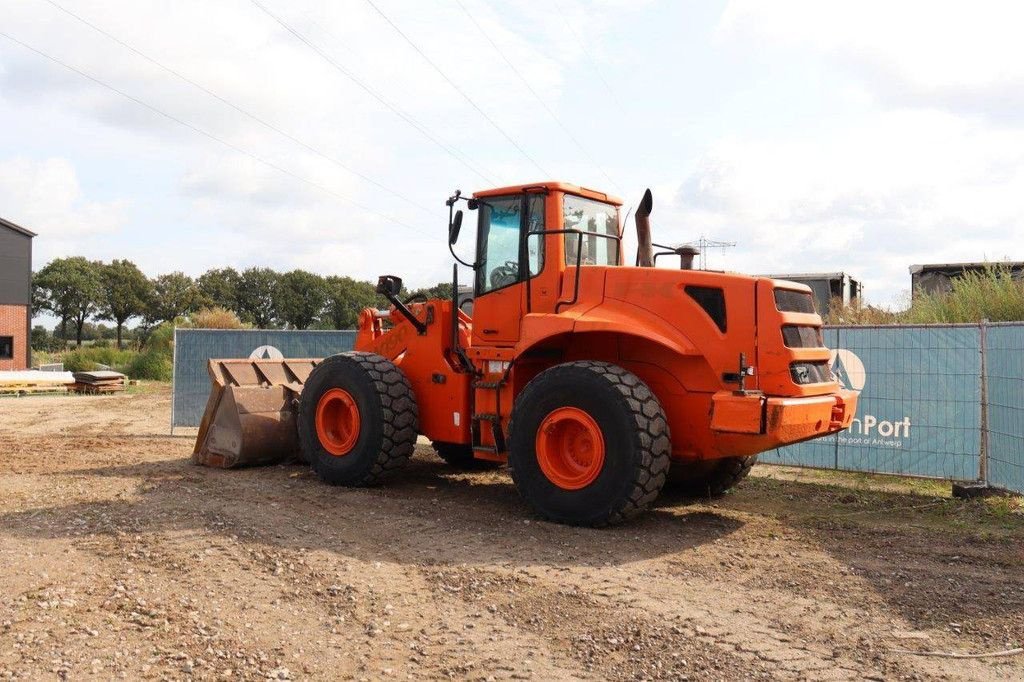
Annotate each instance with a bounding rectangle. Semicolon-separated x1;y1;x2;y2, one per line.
473;181;622;206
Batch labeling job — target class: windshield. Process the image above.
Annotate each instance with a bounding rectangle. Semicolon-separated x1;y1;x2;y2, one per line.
476;194;544;294
563;195;620;266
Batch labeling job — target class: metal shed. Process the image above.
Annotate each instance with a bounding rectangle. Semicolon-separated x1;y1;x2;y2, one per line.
909;261;1024;298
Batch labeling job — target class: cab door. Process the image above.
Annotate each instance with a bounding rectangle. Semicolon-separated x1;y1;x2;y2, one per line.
471;193;545;346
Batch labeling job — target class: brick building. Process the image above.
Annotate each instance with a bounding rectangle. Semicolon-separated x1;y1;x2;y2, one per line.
0;217;35;370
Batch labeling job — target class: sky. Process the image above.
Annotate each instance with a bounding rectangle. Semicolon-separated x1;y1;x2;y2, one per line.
2;0;1023;320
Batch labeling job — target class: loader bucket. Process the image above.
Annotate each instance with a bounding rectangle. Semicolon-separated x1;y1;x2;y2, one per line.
192;358;320;468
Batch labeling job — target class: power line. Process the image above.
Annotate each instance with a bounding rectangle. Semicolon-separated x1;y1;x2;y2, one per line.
42;0;434;216
550;0;626;117
0;30;435;240
456;0;622;194
363;0;551;179
250;0;497;186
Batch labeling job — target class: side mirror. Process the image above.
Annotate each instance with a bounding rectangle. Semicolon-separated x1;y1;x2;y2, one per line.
375;275;403;298
449;210;463;245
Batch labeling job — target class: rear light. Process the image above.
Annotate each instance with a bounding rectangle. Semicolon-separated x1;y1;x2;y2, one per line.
782;325;823;348
774;289;816;313
790;361;832;384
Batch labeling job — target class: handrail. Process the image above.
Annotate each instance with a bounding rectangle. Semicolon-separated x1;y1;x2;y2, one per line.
524;228;620;313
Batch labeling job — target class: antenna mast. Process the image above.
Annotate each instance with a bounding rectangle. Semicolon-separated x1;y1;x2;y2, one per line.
687;235;737;270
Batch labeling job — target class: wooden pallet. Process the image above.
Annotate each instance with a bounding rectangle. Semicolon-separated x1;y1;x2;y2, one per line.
72;382;125;395
0;385;69;396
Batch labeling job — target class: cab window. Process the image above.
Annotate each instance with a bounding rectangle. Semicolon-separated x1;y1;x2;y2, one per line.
476;194;545;294
563;195;620;266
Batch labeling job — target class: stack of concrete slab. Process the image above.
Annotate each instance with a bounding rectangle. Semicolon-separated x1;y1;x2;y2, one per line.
72;370;127;394
0;370;75;396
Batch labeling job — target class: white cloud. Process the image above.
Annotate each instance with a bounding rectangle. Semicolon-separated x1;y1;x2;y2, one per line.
0;157;127;241
3;0;1021;313
718;0;1024;119
660;109;1024;304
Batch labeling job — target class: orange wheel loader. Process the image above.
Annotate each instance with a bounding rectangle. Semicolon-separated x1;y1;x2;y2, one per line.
193;181;857;526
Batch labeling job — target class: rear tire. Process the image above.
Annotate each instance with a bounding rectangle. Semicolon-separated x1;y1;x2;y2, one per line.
298;352;418;486
508;361;671;527
669;456;757;497
432;442;501;470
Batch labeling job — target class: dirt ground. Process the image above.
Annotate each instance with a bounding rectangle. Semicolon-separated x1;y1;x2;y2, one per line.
1;386;1022;681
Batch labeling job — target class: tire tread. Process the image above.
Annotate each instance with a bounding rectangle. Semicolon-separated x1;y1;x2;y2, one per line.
509;360;671;526
304;351;418;486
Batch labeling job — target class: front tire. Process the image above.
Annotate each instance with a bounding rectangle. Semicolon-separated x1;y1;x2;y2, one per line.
508;361;671;527
298;352;418;486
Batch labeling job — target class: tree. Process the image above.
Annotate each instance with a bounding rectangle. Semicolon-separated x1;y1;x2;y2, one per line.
97;259;154;348
197;267;241;311
31;272;48;318
30;325;58;352
324;276;379;329
147;272;201;324
274;270;328;330
34;256;102;347
408;282;454;301
236;267;280;328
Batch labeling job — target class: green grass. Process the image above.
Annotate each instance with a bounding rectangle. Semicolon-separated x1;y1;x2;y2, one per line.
37;345;171;381
61;346;137;373
826;264;1024;325
750;465;1024;537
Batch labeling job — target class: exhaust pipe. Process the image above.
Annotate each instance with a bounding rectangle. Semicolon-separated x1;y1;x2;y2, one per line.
635;188;654;267
678;245;699;270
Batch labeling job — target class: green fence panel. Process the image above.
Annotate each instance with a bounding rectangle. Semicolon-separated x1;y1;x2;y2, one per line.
985;325;1024;494
172;329;356;428
769;325;982;482
834;325;981;480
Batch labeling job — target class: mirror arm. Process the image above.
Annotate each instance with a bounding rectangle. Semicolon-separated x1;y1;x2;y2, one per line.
449;242;476;269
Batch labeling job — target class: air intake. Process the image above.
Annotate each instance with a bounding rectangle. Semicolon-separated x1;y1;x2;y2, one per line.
774;289;816;314
782;325;823;348
686;286;726;333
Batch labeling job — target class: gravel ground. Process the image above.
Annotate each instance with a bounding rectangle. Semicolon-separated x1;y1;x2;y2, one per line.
0;385;1021;681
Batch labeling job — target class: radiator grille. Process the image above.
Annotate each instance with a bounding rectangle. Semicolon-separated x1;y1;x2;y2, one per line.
782;325;823;348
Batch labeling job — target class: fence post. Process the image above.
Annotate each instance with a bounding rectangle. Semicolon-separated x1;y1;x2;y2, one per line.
979;319;989;485
834;325;841;470
170;326;177;436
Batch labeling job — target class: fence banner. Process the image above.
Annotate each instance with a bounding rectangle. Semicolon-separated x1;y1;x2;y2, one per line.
985;325;1024;494
172;329;356;428
762;324;983;483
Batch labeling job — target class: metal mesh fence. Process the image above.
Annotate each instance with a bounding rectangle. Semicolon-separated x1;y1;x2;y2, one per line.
834;325;981;480
985;324;1024;494
169;324;1024;493
172;329;356;428
762;325;982;479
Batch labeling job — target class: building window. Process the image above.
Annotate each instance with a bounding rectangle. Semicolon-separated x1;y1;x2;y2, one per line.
0;336;12;360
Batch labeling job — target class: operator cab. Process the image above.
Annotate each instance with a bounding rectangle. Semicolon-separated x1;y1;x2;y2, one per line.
446;182;623;345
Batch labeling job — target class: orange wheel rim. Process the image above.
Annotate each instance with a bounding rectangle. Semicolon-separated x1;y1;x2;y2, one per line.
535;407;605;490
315;388;361;456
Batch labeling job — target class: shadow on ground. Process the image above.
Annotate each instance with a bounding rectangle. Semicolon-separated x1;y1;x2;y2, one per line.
3;449;1022;637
